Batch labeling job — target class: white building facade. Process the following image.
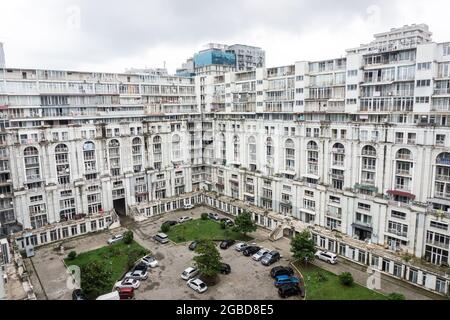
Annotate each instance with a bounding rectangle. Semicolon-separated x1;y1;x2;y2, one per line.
0;24;449;296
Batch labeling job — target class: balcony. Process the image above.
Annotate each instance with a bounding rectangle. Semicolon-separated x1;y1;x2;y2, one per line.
332;148;345;154
362;165;376;171
361;150;377;157
435;191;450;199
396;153;412;160
426;239;450;249
387;228;408;238
331;173;344;180
433;88;450;95
396;169;411;176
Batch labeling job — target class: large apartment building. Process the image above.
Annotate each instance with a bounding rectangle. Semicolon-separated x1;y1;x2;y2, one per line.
0;24;449;296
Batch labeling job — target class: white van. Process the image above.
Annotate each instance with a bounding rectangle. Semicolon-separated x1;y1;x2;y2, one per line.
96;291;120;300
315;250;338;264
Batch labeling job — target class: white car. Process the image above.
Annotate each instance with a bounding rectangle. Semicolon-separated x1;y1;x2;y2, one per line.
184;204;194;210
315;250;338;264
178;216;192;223
107;234;123;245
252;248;270;261
114;278;140;290
181;267;200;280
141;255;159;268
187;278;208;293
234;242;248;252
125;269;148;281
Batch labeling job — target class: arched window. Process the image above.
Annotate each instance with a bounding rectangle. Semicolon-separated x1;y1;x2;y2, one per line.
132;137;142;172
248;136;256;165
24;147;40;181
393;148;413;194
285;139;295;171
220;134;226;163
362;145;376;157
361;145;377;187
233;135;240;161
108;139;121;176
55;144;70;185
83;141;97;174
435;152;450;199
153;136;162;170
306;141;318;174
266;137;273;157
331;143;345;167
172;134;181;159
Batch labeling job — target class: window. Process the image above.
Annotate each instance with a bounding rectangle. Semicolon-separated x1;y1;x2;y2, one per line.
391;210;406;220
347;70;358;77
415;96;430;104
296;76;304;81
430;221;448;231
443;44;450;56
417;62;431;71
416;79;431;87
436;134;445;146
347;84;357;90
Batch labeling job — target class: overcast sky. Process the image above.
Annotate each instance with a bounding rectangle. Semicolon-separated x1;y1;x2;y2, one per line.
1;0;449;74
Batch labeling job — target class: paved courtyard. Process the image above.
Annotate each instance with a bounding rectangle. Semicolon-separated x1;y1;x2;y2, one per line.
26;205;442;300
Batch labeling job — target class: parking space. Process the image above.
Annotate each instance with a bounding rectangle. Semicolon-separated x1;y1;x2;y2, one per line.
28;206;301;300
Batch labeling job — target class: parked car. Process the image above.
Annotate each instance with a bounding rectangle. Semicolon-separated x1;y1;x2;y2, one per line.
125;269;148;281
278;283;302;298
163;220;177;227
114;278;140;290
208;212;220;220
181;266;200;280
234;242;249;252
219;239;236;249
72;289;86;300
252;248;270;261
243;246;261;256
107;234;123;245
274;275;300;288
141;255;158;268
187;278;208;293
315;250;338;264
219;263;231;275
117;287;134;300
261;251;281;266
189;241;198;251
270;266;294;278
153;233;169;244
96;291;120;300
183;204;194;210
133;262;148;272
178;216;192;223
220;217;234;227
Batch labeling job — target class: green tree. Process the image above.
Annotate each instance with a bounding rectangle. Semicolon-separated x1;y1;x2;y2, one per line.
80;261;112;300
234;211;257;236
67;250;77;260
201;213;208;220
161;222;170;233
193;240;222;280
123;230;134;244
290;230;316;265
339;272;354;286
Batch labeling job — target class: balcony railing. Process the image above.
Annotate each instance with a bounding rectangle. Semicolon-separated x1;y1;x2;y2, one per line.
435;191;450;199
387;228;408;238
396;169;411;176
436;174;450;182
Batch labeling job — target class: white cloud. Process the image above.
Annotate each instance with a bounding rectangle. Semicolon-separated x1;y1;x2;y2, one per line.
0;0;449;73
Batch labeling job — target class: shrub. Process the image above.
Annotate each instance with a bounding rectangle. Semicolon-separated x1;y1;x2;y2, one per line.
339;272;354;286
388;292;405;300
220;220;227;229
161;223;170;233
201;213;208;220
67;251;77;260
316;271;328;282
123;231;134;244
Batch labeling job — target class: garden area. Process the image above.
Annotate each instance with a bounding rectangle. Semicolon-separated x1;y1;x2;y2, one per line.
166;218;253;243
64;236;148;299
295;263;387;300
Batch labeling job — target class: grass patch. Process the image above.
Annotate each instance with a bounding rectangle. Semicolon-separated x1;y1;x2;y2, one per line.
166;219;252;243
295;263;387;300
64;240;149;292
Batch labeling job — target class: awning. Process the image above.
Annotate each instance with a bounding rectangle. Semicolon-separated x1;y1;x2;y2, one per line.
387;190;416;199
351;223;373;232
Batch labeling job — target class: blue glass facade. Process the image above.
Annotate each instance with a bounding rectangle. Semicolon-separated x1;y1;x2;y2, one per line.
193;49;236;68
